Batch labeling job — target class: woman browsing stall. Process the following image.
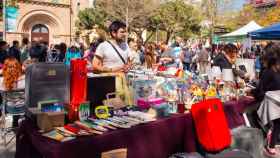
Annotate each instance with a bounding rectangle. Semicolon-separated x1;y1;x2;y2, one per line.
247;43;280;156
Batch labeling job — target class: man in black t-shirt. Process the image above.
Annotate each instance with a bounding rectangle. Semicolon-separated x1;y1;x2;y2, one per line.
0;41;8;66
8;40;21;62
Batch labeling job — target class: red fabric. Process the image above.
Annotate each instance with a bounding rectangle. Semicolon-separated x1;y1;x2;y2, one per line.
191;98;231;152
64;124;80;134
70;59;87;104
157;65;167;71
70;59;87;121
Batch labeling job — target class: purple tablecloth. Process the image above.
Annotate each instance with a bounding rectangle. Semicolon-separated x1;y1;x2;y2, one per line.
16;97;255;158
16;114;192;158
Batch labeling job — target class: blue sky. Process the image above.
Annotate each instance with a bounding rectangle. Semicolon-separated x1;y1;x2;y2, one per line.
218;0;247;12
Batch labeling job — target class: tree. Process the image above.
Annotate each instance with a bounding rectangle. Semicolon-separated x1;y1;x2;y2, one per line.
236;4;259;27
200;0;234;39
95;0;161;41
258;6;280;26
216;4;259;32
76;8;109;30
216;10;239;31
151;0;201;43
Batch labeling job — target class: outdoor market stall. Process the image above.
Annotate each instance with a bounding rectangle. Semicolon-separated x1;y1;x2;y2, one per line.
16;97;254;158
220;21;262;42
14;61;257;158
249;22;280;40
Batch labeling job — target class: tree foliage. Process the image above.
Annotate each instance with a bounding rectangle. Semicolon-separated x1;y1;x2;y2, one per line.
76;8;109;30
95;0;160;36
151;0;201;43
219;4;280;31
237;4;259;26
218;4;258;31
258;6;280;26
76;0;202;42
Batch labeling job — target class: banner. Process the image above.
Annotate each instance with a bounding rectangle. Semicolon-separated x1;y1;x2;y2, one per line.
6;6;19;32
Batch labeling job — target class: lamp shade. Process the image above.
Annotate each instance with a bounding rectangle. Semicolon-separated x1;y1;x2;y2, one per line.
222;69;234;82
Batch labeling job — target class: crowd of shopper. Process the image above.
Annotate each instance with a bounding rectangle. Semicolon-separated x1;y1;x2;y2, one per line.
0;20;280;156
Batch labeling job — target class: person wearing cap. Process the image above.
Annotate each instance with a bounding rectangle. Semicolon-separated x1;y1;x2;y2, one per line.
92;20;131;73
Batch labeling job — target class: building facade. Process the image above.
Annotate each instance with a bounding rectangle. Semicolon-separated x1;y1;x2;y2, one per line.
2;0;91;45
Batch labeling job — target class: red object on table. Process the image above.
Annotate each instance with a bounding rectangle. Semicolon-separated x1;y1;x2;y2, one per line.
191;98;231;152
69;59;87;121
157;65;167;71
64;124;80;134
177;103;185;114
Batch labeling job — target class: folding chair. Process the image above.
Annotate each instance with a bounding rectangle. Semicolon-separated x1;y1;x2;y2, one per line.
0;88;25;147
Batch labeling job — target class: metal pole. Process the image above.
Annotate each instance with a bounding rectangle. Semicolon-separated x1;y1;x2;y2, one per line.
126;0;129;28
3;0;6;41
126;0;129;42
70;0;72;43
156;26;158;43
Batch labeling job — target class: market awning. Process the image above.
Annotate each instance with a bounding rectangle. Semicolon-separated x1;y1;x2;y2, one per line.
249;22;280;40
220;21;262;41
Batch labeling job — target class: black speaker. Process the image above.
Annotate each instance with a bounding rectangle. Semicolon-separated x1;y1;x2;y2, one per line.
25;63;70;108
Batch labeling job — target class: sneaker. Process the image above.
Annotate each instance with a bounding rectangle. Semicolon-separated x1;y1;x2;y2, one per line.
264;146;277;157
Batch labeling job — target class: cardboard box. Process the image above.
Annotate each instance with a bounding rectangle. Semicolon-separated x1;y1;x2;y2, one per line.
101;148;127;158
28;108;65;132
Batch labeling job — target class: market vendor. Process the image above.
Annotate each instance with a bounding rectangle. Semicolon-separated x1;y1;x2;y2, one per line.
92;20;131;73
213;43;248;79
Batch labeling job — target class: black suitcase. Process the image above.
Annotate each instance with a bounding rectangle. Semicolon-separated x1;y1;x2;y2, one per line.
25;63;70;108
206;150;253;158
169;152;204;158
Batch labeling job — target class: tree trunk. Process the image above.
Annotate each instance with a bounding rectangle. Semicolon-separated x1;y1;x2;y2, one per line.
135;31;144;45
144;32;154;44
166;31;173;44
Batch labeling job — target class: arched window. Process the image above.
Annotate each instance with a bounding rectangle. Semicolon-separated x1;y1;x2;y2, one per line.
32;24;49;33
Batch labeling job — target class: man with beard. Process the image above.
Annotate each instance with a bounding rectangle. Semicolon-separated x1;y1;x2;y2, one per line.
92;20;131;73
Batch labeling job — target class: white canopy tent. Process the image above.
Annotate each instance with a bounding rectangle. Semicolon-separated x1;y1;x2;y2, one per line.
221;21;262;40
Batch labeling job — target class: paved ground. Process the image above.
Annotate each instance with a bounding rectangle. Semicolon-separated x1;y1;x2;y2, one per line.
0;136;16;158
0;116;16;158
